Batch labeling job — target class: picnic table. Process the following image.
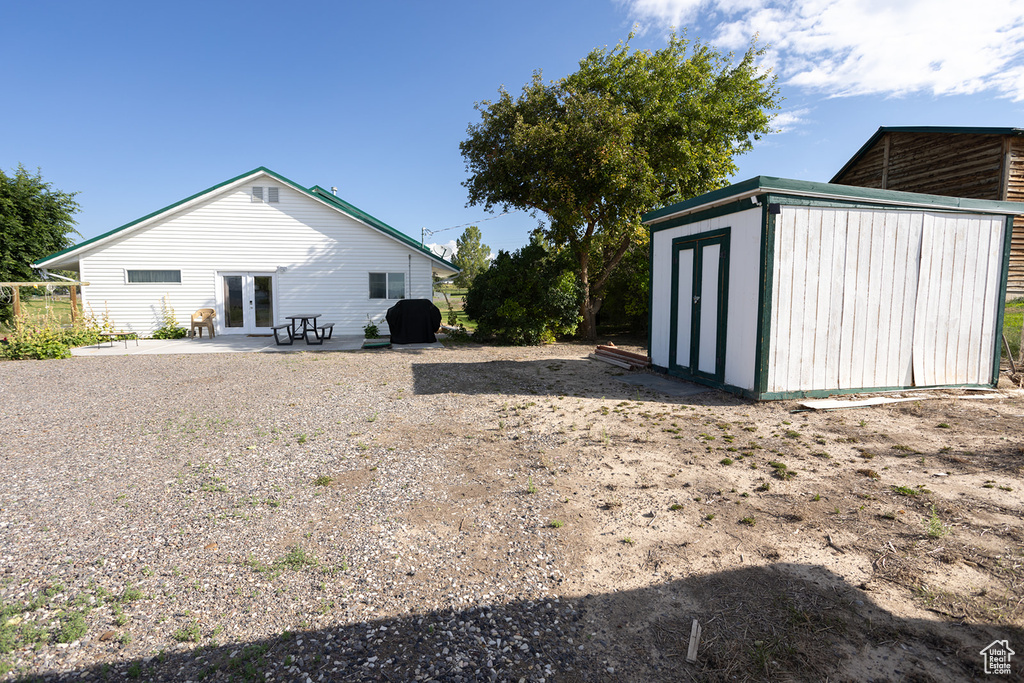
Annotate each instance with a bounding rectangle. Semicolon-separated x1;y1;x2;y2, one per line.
273;314;333;345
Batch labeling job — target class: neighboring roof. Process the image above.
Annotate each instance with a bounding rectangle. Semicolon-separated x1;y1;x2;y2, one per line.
831;126;1024;184
33;167;459;273
643;175;1024;226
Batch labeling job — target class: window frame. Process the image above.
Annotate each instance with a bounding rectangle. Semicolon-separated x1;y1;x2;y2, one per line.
368;272;406;300
125;269;182;284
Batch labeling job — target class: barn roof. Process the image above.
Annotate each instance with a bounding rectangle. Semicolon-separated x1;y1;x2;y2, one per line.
642;175;1024;227
830;126;1024;184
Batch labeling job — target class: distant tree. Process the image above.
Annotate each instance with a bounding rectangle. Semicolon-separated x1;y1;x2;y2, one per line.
0;165;80;322
464;238;580;345
452;225;490;288
461;32;780;339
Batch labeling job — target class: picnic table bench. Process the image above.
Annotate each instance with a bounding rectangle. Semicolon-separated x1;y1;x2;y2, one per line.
97;332;138;349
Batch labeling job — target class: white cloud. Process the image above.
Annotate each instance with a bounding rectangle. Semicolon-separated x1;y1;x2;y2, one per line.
772;106;812;132
624;0;1024;101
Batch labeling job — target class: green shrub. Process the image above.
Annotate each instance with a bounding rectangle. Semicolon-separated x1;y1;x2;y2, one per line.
464;241;581;345
150;295;187;339
0;313;112;360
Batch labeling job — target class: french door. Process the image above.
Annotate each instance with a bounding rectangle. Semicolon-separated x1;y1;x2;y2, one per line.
669;229;730;383
219;273;276;334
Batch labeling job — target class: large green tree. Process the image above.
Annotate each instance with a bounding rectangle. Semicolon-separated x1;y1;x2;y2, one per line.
460;32;780;339
0;165;80;322
452;225;490;288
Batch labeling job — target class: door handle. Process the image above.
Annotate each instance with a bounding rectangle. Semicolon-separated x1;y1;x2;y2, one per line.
693;295;700;304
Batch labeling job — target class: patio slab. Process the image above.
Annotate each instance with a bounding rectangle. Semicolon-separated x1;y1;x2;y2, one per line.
71;334;373;357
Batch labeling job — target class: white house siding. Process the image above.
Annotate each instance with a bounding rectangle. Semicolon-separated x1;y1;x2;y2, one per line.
76;179;436;335
650;206;762;390
766;207;1004;393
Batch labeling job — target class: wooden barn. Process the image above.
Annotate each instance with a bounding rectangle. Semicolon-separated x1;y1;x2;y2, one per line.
644;177;1022;400
832;127;1024;297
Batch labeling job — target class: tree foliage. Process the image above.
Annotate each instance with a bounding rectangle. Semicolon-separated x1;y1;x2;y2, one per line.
452;225;490;288
460;32;780;339
464;239;580;345
0;165;80;321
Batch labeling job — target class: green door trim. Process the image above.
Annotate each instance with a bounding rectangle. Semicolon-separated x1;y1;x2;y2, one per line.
669;227;731;383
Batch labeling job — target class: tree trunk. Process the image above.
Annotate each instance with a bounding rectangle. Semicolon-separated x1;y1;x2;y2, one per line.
578;246;598;341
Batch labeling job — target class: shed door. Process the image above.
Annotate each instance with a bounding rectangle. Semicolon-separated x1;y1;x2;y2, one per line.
670;229;730;382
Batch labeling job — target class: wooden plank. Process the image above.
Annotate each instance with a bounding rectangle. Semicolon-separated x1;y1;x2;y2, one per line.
849;212;873;388
913;214;938;387
839;212;862;389
812;209;836;390
978;218;1003;381
769;211;795;392
944;217;969;384
597;345;650;362
898;213;923;387
962;220;985;382
826;211;847;390
589;353;632;369
864;210;886;386
686;619;701;663
789;208;809;390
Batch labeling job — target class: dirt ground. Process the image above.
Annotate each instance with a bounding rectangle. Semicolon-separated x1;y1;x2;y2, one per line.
440;340;1024;681
2;339;1022;682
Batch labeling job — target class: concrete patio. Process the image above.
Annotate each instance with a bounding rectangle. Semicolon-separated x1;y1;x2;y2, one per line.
70;335;444;357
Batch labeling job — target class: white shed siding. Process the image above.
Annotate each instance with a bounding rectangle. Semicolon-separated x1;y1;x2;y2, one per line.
77;181;436;335
650;206;762;390
767;207;1004;393
912;213;1004;386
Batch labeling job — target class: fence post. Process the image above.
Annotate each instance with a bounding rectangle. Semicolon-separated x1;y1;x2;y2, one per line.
70;285;78;323
12;286;20;318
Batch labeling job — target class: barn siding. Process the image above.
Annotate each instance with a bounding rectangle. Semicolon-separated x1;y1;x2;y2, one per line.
77;180;436;335
835;131;1024;298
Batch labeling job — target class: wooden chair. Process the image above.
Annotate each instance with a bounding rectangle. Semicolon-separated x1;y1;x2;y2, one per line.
190;308;216;338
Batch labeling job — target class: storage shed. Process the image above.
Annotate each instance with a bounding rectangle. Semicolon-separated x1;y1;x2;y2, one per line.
831;126;1024;298
643;177;1023;399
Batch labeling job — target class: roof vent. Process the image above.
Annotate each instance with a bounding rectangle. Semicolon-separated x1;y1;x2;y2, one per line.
267;187;279;203
251;186;264;202
331;186;338;196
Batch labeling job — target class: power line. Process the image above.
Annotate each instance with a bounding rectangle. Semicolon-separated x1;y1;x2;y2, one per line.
421;210;514;243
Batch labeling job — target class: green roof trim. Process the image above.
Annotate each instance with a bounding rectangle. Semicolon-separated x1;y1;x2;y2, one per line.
309;186;458;271
830;126;1024;184
642;175;1024;226
33;166;459;273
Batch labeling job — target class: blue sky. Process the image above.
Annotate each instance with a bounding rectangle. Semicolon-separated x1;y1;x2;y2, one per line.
3;0;1023;259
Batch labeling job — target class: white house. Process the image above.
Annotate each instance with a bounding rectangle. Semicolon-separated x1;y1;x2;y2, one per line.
33;167;458;337
644;176;1024;399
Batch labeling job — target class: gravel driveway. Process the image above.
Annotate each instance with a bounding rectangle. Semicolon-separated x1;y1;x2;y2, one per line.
3;343;1022;682
1;344;634;682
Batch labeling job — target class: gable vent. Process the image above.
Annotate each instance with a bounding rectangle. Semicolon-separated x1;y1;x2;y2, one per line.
267;187;279;203
251;186;264;202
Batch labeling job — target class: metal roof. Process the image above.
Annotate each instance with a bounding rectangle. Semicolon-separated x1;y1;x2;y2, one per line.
643;175;1024;226
33;167;458;273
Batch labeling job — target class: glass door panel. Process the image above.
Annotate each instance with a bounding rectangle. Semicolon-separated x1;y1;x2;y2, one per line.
254;276;274;329
224;276;244;328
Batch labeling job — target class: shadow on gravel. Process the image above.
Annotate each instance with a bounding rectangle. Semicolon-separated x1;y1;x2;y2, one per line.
21;564;1021;682
411;359;739;406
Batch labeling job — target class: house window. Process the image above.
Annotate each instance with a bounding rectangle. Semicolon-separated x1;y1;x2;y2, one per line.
369;272;405;299
127;270;181;283
252;186;279;203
